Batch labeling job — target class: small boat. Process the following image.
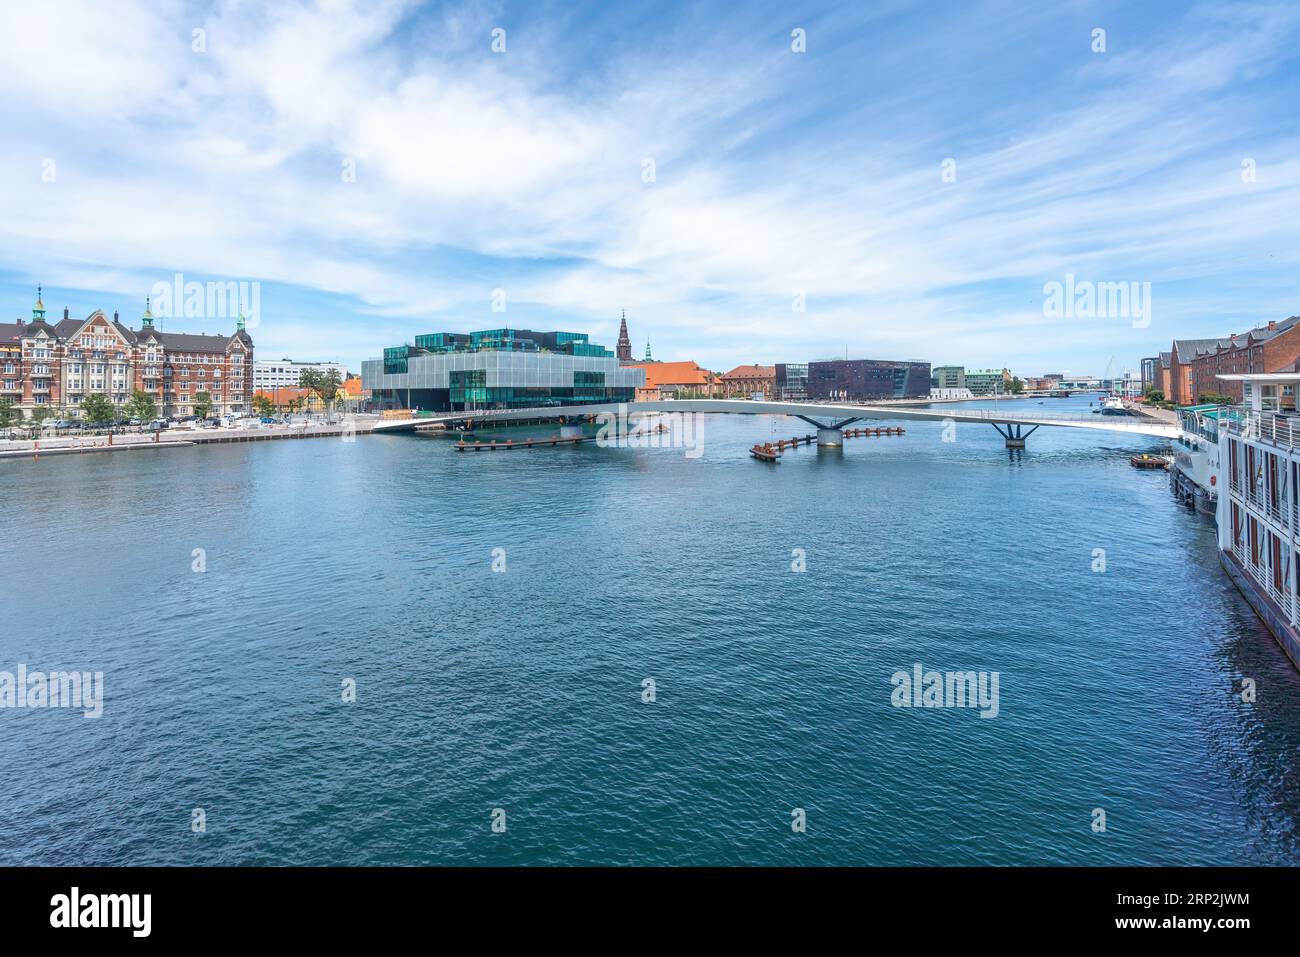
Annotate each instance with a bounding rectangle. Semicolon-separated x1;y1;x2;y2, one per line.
750;443;780;462
1100;395;1131;416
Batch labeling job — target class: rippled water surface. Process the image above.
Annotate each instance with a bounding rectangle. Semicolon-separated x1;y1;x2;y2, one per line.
2;397;1299;865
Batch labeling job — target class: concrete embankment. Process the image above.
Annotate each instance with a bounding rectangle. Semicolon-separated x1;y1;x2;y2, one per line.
0;440;196;459
0;417;384;460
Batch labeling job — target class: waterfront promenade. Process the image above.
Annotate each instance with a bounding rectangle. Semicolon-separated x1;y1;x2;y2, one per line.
0;415;385;459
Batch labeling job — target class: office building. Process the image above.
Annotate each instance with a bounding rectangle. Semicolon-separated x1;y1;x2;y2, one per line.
253;359;348;392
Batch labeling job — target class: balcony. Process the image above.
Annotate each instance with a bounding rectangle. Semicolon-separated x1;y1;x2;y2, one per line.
1226;410;1300;448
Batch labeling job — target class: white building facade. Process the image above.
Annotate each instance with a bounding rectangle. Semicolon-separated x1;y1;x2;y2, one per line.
1216;372;1300;669
253;359;348;392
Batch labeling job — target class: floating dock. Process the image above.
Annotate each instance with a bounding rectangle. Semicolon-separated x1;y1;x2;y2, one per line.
1130;453;1171;470
454;424;669;452
843;427;906;439
457;435;593;451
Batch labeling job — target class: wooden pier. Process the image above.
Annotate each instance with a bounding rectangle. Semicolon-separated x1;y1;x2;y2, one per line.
750;427;904;461
457;435;594;451
750;433;820;461
454;424;669;453
842;426;905;439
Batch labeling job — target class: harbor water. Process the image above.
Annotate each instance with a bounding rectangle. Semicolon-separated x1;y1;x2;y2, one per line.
2;396;1298;865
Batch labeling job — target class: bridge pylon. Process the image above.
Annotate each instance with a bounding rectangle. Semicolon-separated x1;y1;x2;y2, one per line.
992;422;1038;448
794;414;860;448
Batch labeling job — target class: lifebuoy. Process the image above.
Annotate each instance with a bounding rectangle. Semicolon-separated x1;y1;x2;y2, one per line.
1211;475;1217;486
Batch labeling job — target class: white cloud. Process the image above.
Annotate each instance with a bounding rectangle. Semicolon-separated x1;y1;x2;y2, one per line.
0;0;1298;374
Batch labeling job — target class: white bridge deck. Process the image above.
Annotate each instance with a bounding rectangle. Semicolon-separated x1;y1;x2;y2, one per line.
373;399;1179;439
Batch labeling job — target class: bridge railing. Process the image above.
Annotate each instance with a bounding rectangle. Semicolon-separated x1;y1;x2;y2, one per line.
895;407;1169;430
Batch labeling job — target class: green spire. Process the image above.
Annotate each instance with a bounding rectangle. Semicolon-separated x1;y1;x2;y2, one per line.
644;338;652;362
33;285;45;321
237;303;246;332
142;297;154;327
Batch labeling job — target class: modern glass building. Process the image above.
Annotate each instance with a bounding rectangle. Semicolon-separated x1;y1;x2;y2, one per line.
362;328;644;411
775;363;809;400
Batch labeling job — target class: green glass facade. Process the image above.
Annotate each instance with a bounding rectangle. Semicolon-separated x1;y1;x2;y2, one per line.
383;345;410;375
362;327;644;412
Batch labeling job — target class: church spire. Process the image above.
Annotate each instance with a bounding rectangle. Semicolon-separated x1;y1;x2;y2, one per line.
616;309;632;362
644;338;653;362
33;285;45;321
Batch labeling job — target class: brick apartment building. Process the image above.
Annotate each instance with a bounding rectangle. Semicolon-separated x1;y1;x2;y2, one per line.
1168;316;1300;406
0;289;253;419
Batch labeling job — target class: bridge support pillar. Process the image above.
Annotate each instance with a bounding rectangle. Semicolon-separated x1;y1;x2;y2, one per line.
817;427;844;448
992;423;1037;448
560;424;583;439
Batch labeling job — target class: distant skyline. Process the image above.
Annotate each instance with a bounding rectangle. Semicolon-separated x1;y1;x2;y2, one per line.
2;1;1299;377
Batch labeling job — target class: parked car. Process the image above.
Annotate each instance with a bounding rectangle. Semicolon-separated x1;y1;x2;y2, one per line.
259;416;276;424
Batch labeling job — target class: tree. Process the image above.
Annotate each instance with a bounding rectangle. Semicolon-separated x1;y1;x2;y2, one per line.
29;405;51;426
300;368;344;409
122;390;158;422
1009;377;1025;395
1145;390;1165;403
252;393;275;417
81;393;116;426
0;398;16;429
193;391;214;419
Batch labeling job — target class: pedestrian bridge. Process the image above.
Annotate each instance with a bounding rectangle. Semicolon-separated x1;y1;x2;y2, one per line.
372;399;1179;446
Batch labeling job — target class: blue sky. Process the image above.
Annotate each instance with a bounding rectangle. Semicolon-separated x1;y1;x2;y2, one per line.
1;0;1298;377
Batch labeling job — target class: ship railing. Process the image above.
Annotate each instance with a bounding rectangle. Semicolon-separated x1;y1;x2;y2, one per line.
1228;410;1300;448
1264;572;1293;616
